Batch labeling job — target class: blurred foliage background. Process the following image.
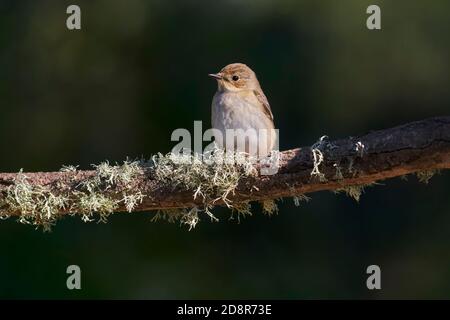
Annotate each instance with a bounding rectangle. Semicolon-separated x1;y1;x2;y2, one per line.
0;0;449;299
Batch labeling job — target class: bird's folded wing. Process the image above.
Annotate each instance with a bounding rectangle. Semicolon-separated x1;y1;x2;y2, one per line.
254;89;274;121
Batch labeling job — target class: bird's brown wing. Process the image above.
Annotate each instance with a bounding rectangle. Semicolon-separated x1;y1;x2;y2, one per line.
254;89;274;121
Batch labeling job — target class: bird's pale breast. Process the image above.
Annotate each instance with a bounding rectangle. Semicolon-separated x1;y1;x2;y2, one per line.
211;91;276;156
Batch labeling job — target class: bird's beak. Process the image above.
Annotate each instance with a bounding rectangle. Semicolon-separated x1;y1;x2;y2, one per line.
208;73;222;80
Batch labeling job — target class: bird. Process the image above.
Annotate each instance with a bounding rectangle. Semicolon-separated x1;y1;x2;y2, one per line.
209;63;277;157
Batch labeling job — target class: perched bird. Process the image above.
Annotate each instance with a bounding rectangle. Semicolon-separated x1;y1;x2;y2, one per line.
209;63;276;157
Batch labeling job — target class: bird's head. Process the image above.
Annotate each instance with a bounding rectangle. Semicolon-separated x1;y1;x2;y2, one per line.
209;63;260;92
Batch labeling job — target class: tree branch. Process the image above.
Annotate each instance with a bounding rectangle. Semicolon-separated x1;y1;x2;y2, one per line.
0;116;449;227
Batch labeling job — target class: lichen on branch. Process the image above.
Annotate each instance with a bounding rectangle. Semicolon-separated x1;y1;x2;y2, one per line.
0;150;269;231
0;116;449;231
0;160;146;230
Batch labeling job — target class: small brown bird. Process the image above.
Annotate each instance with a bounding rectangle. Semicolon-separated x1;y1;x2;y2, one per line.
209;63;276;157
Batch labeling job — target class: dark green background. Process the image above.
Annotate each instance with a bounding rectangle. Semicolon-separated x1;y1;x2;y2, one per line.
0;0;449;299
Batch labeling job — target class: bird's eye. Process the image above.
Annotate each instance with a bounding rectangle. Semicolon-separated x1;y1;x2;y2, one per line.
232;75;239;81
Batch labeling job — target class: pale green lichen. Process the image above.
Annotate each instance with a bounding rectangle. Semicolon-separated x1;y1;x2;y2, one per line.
148;149;260;228
334;183;377;202
2;170;69;231
335;185;365;202
68;159;145;224
261;199;279;216
121;191;145;212
310;135;335;182
180;207;201;230
60;165;78;173
74;192;119;223
94;160;142;188
310;148;326;182
151;207;206;231
416;169;439;184
293;194;311;206
152;149;257;207
151;208;185;224
229;202;252;223
0;160;147;231
0;150;266;231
